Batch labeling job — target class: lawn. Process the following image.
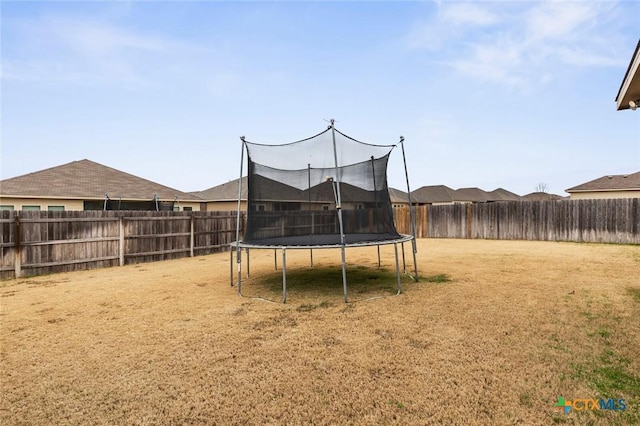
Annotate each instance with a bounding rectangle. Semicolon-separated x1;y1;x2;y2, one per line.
1;239;639;425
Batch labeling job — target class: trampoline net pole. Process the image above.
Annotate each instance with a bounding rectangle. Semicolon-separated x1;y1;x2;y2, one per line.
400;137;419;281
330;119;349;303
235;138;246;287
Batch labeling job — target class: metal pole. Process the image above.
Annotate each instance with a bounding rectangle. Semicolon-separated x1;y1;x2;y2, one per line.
371;155;379;231
229;247;233;286
308;163;313;267
246;248;250;278
282;248;287;303
401;241;407;273
235;137;246;288
400;137;419;281
330;119;349;303
394;243;402;294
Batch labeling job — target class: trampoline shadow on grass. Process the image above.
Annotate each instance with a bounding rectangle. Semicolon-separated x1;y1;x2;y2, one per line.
238;265;415;304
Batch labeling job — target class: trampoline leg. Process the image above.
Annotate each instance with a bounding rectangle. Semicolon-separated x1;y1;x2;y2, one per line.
401;242;407;273
282;248;287;303
340;246;348;303
394;243;403;294
246;248;250;278
237;249;242;296
412;239;419;282
230;248;233;286
377;245;381;267
310;248;313;267
274;249;277;270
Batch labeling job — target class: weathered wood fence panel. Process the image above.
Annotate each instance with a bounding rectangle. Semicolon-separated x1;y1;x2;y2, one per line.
2;200;638;279
0;211;242;280
394;198;640;244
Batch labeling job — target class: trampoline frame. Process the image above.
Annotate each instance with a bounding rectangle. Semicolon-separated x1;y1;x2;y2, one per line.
231;120;419;303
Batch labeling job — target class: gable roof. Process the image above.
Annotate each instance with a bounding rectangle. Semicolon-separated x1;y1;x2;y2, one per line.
522;192;565;201
411;185;455;204
192;177;247;201
487;188;522;202
566;171;640;192
616;38;640;111
388;187;409;203
0;159;202;201
452;187;491;203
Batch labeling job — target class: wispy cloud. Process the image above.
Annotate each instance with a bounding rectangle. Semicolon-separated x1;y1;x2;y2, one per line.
2;14;211;87
407;1;625;90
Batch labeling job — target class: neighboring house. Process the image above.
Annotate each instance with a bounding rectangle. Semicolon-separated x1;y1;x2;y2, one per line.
410;185;522;205
388;187;410;209
615;38;640;111
0;159;204;211
197;176;401;212
521;192;565;201
192;177;247;212
487;188;523;202
451;187;492;204
565;172;640;200
411;185;455;205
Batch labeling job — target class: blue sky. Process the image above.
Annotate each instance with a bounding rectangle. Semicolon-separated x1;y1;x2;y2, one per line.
2;0;639;196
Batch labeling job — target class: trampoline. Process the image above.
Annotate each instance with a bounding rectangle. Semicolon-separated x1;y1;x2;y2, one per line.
230;120;418;302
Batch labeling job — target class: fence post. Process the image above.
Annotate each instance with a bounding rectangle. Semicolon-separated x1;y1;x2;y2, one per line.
190;214;195;257
14;212;22;278
119;215;125;266
466;203;472;239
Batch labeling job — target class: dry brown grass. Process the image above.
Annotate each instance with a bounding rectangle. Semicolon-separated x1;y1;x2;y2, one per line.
1;239;639;425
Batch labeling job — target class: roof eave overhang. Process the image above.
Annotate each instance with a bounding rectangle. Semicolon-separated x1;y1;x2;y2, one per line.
0;194;203;202
615;39;640;111
566;188;640;193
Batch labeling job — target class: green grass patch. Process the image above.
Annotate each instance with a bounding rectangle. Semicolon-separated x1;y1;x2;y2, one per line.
423;273;452;283
626;287;640;303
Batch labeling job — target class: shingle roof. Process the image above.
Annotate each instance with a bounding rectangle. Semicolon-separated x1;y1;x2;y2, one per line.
0;159;202;201
411;185;455;204
195;176;398;205
522;192;565;201
388;187;409;203
452;187;491;203
487;188;522;202
566;171;640;192
192;177;247;201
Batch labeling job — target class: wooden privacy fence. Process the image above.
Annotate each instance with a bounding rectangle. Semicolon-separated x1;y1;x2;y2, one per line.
0;211;242;279
394;198;640;244
2;199;638;279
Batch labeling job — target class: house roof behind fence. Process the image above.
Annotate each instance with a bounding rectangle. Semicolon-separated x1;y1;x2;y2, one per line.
522;192;566;201
566;171;640;192
192;177;247;201
388;187;409;203
0;159;202;201
452;187;492;203
411;185;455;204
488;188;523;202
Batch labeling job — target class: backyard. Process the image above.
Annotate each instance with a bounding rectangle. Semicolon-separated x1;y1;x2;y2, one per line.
1;239;639;424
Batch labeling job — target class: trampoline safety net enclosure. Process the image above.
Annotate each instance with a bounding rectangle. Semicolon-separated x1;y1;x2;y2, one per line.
232;120;418;302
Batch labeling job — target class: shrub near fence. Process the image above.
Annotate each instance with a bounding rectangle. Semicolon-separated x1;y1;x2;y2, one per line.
394;198;640;244
0;211;242;280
